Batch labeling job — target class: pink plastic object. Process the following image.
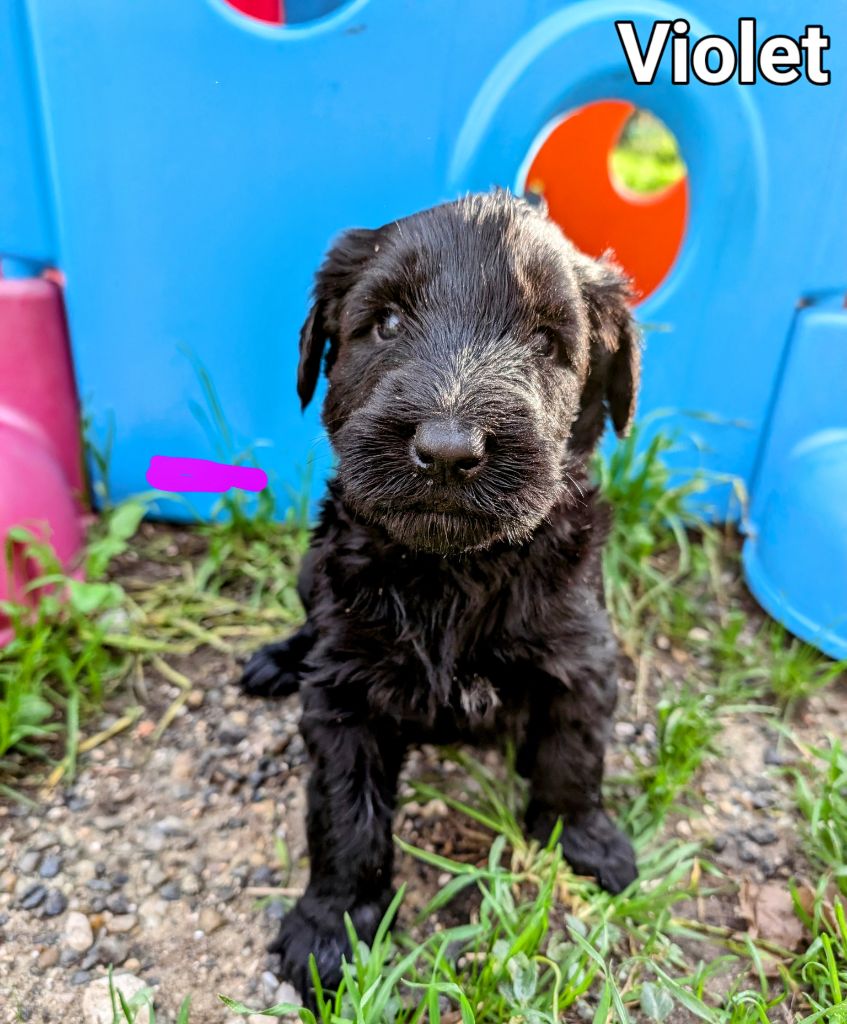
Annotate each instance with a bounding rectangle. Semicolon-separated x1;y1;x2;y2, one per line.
0;277;85;644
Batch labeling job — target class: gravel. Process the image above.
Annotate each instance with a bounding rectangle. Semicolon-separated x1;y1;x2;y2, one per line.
0;642;310;1021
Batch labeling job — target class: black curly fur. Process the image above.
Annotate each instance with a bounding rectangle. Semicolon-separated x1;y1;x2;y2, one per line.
240;191;642;1004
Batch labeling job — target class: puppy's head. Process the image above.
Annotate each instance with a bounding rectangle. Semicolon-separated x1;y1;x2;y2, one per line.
298;191;640;554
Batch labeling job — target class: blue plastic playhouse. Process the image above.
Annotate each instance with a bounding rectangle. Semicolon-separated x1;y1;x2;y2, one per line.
0;0;845;656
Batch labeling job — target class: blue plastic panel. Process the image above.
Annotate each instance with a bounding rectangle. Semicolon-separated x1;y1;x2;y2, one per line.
744;299;847;658
0;1;56;266
6;0;847;519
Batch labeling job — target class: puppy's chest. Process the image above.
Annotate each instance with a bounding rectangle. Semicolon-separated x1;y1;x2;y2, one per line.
355;569;551;724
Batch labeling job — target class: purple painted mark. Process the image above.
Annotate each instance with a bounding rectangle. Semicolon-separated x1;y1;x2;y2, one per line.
146;455;268;494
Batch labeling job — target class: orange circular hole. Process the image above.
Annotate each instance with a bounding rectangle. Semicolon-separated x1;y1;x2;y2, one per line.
524;100;688;302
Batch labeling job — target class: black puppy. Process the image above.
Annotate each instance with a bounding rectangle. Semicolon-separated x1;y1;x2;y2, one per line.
241;190;640;999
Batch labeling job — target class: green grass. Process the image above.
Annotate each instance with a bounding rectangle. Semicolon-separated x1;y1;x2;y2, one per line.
792;740;847;897
593;420;714;653
1;356;310;790
610;111;686;196
0;502;145;778
2;416;846;1021
0;490;308;790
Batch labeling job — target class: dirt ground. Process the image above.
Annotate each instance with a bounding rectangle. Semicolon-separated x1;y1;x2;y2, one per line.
1;532;845;1023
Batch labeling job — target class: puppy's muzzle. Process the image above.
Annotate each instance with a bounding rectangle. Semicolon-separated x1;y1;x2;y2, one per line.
410;418;487;482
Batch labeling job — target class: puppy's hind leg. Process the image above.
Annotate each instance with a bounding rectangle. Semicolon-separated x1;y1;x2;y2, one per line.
239;622;315;698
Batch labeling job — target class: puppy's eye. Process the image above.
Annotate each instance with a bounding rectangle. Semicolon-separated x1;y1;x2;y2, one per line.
375;310;402;342
533;326;563;360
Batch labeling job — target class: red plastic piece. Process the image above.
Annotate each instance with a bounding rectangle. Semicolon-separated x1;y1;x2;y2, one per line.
223;0;284;24
526;100;688;302
0;277;85;643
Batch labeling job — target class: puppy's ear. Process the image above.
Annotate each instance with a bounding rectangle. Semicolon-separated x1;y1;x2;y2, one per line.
297;227;377;410
579;255;642;438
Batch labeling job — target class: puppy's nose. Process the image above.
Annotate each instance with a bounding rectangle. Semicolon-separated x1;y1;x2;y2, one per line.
411;419;486;479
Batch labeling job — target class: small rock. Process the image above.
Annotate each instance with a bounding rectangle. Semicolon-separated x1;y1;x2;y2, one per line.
106;893;131;915
747;824;778;846
614;721;636;740
250;865;275;887
182;874;202;896
18;850;41;874
37;946;60;969
19;883;47;910
171;752;194;781
25;830;54;851
274;982;300;1006
160;880;181;901
738;843;759;863
42;889;67;917
135;719;156;740
419;799;449;820
92;815;124;832
155;816;189;837
82;974;151;1023
75;860;97;883
261;970;280;1002
107;913;137;934
186;689;205;708
92;935;128;967
264;900;286;923
764;746;794;767
71;969;92;987
65;910;95;952
39;854;62;879
198;907;225;934
138;897;167;931
146;864;166;889
218;717;248;745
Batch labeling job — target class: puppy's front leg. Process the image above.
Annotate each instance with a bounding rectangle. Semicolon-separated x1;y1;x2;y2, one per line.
271;713;405;1002
521;674;637;894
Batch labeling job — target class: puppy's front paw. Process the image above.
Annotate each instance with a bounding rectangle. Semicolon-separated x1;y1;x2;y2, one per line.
269;895;391;1007
269;902;347;1007
558;808;637;894
240;641;301;698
